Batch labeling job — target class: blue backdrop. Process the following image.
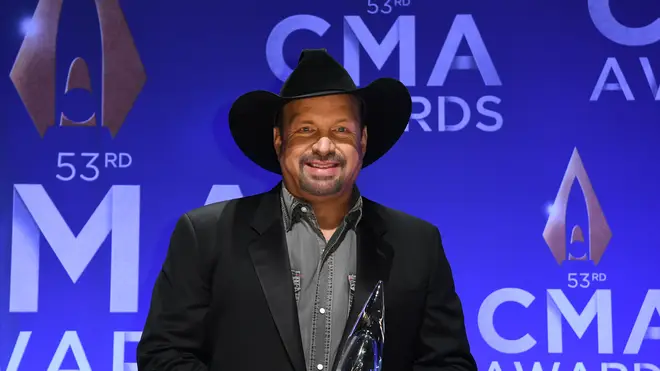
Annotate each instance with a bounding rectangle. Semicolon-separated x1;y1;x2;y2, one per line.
1;0;659;370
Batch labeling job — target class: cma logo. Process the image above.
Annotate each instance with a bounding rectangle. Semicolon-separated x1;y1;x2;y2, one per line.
588;0;660;101
478;288;660;355
543;148;612;265
477;147;660;359
10;0;146;137
266;15;503;132
8;184;242;314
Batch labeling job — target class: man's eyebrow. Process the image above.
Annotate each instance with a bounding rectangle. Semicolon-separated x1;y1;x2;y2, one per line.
294;118;353;126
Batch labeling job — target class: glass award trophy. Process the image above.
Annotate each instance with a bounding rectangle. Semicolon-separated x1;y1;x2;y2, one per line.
334;280;385;371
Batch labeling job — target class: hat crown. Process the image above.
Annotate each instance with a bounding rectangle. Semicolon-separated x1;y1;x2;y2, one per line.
280;49;357;98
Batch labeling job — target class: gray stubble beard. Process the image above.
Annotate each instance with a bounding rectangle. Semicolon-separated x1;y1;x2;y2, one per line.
299;173;344;196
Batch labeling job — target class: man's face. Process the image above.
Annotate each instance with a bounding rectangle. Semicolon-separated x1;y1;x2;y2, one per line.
274;94;367;199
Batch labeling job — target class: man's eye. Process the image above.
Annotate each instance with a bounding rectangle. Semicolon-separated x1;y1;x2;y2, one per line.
298;127;313;133
335;127;348;133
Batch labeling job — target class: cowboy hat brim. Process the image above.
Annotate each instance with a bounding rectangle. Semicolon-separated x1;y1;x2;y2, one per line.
228;77;412;174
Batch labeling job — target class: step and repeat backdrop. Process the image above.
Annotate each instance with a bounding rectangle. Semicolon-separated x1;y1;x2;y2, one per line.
1;0;659;370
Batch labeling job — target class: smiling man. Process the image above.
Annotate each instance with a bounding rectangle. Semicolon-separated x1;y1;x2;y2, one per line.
137;49;477;371
277;94;364;205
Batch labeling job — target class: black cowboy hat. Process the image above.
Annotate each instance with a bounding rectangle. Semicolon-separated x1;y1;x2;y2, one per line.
228;49;412;174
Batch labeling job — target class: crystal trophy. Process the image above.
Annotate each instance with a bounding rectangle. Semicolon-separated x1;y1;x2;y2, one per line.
334;280;385;371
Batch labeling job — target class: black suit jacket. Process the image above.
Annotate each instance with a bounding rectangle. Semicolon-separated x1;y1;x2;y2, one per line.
137;184;477;371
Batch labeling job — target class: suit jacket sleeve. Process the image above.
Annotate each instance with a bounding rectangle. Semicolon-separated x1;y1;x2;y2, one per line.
413;227;478;371
137;214;211;371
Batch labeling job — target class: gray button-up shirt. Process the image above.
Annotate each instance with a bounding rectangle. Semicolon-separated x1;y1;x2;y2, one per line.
280;186;362;371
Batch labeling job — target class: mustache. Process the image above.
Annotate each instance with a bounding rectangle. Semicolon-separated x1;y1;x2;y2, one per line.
299;153;346;166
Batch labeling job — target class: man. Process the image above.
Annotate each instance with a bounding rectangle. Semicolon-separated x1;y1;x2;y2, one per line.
137;49;477;371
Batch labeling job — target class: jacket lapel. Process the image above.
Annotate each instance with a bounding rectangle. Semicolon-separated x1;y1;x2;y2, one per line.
247;185;306;371
335;198;394;366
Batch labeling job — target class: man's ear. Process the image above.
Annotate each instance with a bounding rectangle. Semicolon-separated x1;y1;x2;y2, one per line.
273;126;282;156
360;126;368;155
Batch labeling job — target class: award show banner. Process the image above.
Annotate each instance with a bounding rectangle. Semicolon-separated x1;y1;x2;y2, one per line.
1;0;659;370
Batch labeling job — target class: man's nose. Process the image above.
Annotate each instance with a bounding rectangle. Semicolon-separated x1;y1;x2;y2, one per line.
312;136;335;155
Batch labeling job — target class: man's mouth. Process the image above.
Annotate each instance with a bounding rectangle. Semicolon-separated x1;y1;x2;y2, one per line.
304;161;342;177
306;161;340;169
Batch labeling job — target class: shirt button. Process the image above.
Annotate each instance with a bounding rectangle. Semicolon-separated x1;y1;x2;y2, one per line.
317;364;324;370
301;206;308;213
319;308;326;314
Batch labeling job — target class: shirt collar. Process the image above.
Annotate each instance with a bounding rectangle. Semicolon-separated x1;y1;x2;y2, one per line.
280;184;363;232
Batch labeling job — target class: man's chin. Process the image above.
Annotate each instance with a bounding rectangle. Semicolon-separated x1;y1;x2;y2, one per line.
300;178;343;197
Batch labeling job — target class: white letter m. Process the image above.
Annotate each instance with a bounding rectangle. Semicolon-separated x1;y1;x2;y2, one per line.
10;184;140;313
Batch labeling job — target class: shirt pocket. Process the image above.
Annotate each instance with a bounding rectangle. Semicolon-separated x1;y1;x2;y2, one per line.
291;270;301;303
347;274;356;311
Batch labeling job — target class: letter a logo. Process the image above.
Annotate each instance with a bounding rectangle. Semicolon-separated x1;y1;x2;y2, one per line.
543;148;612;265
10;0;146;137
